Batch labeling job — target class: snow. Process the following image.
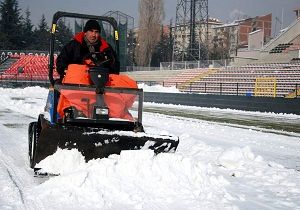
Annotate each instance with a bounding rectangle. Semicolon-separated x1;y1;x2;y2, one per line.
138;83;181;93
0;86;300;210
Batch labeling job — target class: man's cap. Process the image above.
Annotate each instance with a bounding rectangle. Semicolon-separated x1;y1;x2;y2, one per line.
84;20;101;32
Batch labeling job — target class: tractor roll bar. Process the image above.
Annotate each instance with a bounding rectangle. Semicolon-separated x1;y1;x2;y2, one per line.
49;11;120;86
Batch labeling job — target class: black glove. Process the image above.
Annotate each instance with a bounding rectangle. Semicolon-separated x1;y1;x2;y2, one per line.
54;78;62;85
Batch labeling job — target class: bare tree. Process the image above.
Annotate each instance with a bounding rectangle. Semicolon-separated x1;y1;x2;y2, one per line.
135;0;164;66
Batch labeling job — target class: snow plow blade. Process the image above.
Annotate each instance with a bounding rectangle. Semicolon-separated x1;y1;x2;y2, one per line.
34;124;179;165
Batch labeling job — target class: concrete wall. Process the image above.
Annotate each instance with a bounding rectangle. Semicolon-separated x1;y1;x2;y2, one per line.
144;92;300;115
248;30;264;50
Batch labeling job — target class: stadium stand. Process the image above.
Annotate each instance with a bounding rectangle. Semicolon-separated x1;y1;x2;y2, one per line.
152;62;300;97
0;54;8;64
0;55;57;81
263;18;300;52
269;43;293;53
282;43;300;53
0;56;18;73
163;68;217;87
2;54;297;98
123;69;186;84
233;17;300;66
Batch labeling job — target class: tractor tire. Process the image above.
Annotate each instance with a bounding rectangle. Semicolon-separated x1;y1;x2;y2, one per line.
28;122;38;169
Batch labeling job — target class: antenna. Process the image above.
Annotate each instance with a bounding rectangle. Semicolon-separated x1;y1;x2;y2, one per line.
172;0;209;61
274;16;282;37
281;8;284;30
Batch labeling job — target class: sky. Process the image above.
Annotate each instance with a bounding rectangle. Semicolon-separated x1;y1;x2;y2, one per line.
18;0;300;32
0;85;300;209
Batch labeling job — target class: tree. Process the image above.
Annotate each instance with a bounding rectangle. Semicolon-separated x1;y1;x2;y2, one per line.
0;32;10;49
21;7;34;49
0;0;23;49
126;29;135;67
135;0;164;66
54;18;73;51
151;23;173;66
209;30;230;60
32;14;50;50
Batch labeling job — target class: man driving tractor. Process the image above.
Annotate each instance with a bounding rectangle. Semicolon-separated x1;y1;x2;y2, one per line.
55;19;137;121
56;19;119;81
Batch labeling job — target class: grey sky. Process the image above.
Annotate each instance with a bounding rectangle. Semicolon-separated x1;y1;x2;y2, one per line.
18;0;299;33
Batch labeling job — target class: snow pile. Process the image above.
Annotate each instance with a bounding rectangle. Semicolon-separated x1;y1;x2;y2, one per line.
0;86;47;118
36;149;87;175
31;149;237;210
216;147;300;209
29;142;300;209
218;146;257;169
138;83;181;93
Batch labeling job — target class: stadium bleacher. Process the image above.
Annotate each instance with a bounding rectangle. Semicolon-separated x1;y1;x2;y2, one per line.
163;69;212;85
269;43;293;53
1;54;299;98
153;62;300;97
123;69;186;84
0;55;57;81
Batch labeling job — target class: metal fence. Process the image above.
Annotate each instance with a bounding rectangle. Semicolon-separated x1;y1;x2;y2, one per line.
124;59;233;72
140;80;300;98
0;72;49;81
125;66;161;72
160;59;233;70
0;76;50;88
1;73;299;98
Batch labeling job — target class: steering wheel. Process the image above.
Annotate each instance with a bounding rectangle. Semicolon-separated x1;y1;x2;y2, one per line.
83;52;111;66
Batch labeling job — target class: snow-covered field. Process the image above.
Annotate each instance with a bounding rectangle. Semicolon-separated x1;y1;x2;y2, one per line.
0;86;300;210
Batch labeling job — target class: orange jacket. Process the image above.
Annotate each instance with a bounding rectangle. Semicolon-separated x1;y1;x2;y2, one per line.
56;32;118;77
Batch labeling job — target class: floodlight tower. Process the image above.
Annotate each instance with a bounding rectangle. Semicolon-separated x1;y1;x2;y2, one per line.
172;0;209;61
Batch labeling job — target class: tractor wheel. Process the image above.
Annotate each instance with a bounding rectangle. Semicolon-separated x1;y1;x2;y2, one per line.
28;122;38;169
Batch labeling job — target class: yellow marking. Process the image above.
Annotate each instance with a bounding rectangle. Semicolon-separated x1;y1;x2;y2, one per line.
115;31;119;40
285;88;300;98
51;24;56;34
254;77;277;97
